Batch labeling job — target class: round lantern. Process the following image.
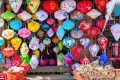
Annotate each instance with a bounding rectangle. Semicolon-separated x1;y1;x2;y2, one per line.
58;41;63;50
64;54;73;65
42;23;50;31
78;21;91;31
2;47;15;57
98;55;108;66
79;57;90;64
80;37;90;49
0;37;4;46
77;0;92;13
63;37;75;48
43;38;51;46
39;59;47;66
71;45;82;58
47;18;55;25
10;19;22;30
18;28;31;38
52;36;59;44
97;35;108;49
49;59;55;66
36;10;48;21
43;0;58;13
88;27;100;37
71;28;83;39
71;11;83;21
12;54;21;67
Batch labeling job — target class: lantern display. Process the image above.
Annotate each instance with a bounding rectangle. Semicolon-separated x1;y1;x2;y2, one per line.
52;24;58;32
89;44;100;57
95;0;108;12
64;54;73;65
2;29;15;40
36;10;48;21
19;55;30;64
0;37;4;46
88;27;100;37
77;0;92;13
71;11;83;21
5;58;13;70
97;35;108;49
0;19;4;27
113;1;120;16
47;28;54;38
58;41;63;50
42;23;50;31
71;28;83;39
61;0;76;13
12;54;21;67
9;0;22;13
33;50;40;58
30;55;39;69
43;38;51;46
18;28;31;38
110;24;120;42
0;0;3;8
11;37;22;50
80;37;90;49
43;0;58;13
98;55;108;66
0;52;3;64
63;37;75;48
78;20;91;31
79;57;90;64
53;46;59;54
49;59;55;66
29;37;39;50
20;62;30;73
39;43;45;52
52;36;59;44
54;10;67;20
10;19;22;30
71;45;82;58
2;47;15;57
72;63;80;71
27;0;40;13
47;18;55;25
20;43;29;58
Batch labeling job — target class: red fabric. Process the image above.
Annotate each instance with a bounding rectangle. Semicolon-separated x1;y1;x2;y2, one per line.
79;57;90;63
12;54;21;67
88;27;100;37
19;62;30;74
2;47;15;57
0;73;7;80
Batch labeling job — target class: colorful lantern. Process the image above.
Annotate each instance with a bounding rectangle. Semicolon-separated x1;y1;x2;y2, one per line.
80;37;90;49
9;0;22;13
20;62;30;73
60;0;76;13
11;37;22;50
0;37;4;46
110;24;120;42
79;57;90;64
1;11;15;21
17;11;32;21
36;10;48;21
0;0;3;8
72;63;80;71
27;0;40;13
47;18;55;25
71;45;82;58
33;50;40;59
39;59;47;66
53;46;59;54
2;47;15;57
39;43;45;52
58;41;63;50
113;1;120;16
63;37;75;48
88;27;100;37
20;43;29;58
43;0;58;13
56;25;65;40
47;28;54;38
18;28;31;38
71;28;83;39
19;55;30;64
42;23;49;31
43;38;51;46
5;58;13;70
78;21;91;31
49;59;55;66
89;44;100;57
97;35;108;49
2;29;15;40
77;0;92;13
6;4;12;11
54;10;67;20
62;20;75;31
29;37;39;50
12;54;21;67
95;0;108;12
30;55;39;69
0;19;4;27
10;19;22;30
52;24;58;32
96;17;108;29
64;54;73;65
71;11;83;21
0;52;3;64
52;36;59;44
58;53;64;63
39;30;44;38
98;55;108;66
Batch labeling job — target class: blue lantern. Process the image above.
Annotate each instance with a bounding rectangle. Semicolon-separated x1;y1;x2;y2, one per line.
98;55;108;66
63;37;75;48
0;37;4;46
10;19;22;30
42;23;49;31
0;52;3;64
113;3;120;16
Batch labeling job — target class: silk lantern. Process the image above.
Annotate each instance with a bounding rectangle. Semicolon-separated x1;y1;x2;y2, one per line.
113;1;120;16
42;23;50;31
20;62;30;73
49;59;55;66
43;38;51;45
64;54;73;65
39;59;47;66
47;18;55;25
10;19;22;30
58;41;63;50
30;55;39;69
77;0;92;13
39;43;45;52
110;24;120;42
54;10;67;20
78;21;91;31
97;35;108;49
18;28;31;38
0;37;4;46
12;54;21;67
63;37;75;48
52;36;59;44
0;52;3;64
79;57;90;64
98;55;108;66
95;0;108;12
89;44;100;57
0;19;4;27
5;58;13;70
53;46;59;54
19;55;30;64
11;37;22;50
2;47;15;57
71;11;83;21
80;37;90;49
33;50;40;58
72;63;80;71
71;28;83;39
27;0;40;13
43;0;58;13
6;4;12;11
9;0;22;13
20;43;29;58
36;10;48;21
58;53;64;63
71;45;82;58
47;28;54;38
28;20;40;32
52;24;58;32
39;30;44;38
29;37;39;50
2;29;15;40
88;27;100;37
0;0;3;8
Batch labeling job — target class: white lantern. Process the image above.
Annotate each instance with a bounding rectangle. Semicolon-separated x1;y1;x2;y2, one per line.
30;55;39;69
54;10;67;20
29;37;39;50
36;10;48;21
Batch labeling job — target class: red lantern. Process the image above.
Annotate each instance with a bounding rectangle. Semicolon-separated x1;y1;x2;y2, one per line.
88;27;100;37
96;17;108;29
52;24;58;32
77;0;92;13
78;20;91;31
71;45;82;58
97;35;108;49
79;57;90;63
20;62;30;74
95;0;108;12
43;0;58;13
2;47;15;57
12;54;21;67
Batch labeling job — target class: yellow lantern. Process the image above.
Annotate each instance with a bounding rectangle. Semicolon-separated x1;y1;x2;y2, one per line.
20;43;29;58
11;37;22;50
33;50;40;58
28;20;40;32
52;36;59;44
6;4;12;11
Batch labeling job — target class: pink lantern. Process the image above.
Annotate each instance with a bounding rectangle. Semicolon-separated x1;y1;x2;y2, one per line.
12;54;21;67
64;54;73;65
79;57;90;63
18;28;31;38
